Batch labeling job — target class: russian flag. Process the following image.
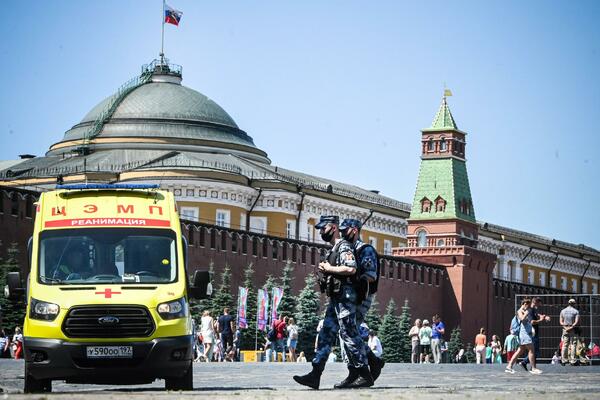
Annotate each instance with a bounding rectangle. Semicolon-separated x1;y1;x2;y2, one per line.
164;4;182;26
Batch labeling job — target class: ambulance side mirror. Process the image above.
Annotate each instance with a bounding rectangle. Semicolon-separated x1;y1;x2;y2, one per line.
5;271;24;299
189;270;212;299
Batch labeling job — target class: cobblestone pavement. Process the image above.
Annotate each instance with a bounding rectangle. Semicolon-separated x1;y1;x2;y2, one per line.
1;360;599;399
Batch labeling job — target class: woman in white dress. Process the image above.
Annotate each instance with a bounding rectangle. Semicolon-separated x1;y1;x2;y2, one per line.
200;310;216;362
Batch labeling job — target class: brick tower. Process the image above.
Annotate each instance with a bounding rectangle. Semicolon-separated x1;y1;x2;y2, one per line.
394;94;496;340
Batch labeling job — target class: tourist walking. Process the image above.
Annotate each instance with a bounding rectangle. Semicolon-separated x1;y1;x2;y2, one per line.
200;310;216;362
490;335;502;363
505;298;542;374
503;329;519;363
368;330;383;359
287;317;299;362
560;298;580;366
218;307;235;361
0;329;10;358
12;327;23;360
409;319;422;363
431;315;445;364
474;328;487;364
419;320;432;363
520;297;549;370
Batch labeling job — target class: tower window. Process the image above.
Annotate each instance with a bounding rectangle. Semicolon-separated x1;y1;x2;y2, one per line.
435;196;446;212
421;197;432;213
427;138;434;151
440;138;447;151
417;230;427;247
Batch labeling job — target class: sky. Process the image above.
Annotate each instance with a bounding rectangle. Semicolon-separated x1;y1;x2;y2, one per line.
1;1;599;248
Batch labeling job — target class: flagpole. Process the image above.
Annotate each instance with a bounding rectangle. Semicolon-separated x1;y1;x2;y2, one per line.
160;0;165;64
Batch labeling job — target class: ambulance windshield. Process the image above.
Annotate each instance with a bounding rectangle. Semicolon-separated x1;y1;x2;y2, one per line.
38;228;178;285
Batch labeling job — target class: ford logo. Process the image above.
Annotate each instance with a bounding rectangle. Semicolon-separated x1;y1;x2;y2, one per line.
98;316;120;325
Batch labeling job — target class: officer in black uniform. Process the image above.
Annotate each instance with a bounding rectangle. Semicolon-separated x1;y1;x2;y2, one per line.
293;216;372;390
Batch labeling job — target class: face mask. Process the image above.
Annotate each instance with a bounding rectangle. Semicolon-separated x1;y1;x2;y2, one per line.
341;228;356;242
320;226;335;242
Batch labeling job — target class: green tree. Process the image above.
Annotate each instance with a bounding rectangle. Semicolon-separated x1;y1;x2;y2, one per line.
277;261;296;319
364;295;381;332
379;299;402;362
397;299;413;362
295;275;321;360
447;326;464;363
211;264;234;319
465;342;476;363
239;263;258;350
0;243;26;331
189;263;214;322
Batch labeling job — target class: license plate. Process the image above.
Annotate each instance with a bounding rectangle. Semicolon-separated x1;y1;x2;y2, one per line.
86;346;133;358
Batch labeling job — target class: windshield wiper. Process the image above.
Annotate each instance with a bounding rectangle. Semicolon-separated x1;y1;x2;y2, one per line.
40;276;63;284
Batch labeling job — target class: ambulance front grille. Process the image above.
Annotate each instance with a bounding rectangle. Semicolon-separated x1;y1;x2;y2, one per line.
62;305;155;338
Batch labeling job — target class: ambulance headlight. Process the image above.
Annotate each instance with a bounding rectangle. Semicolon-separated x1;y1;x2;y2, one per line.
30;298;60;321
157;297;188;320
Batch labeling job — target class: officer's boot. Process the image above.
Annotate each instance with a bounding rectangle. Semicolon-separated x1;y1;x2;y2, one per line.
367;350;385;382
348;366;374;388
293;361;325;389
333;366;359;389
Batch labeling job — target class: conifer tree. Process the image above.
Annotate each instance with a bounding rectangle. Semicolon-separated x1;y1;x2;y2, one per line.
447;326;464;363
211;264;234;319
295;275;321;360
277;261;297;319
239;263;258;350
465;342;476;363
379;299;402;362
397;299;413;362
364;294;381;332
0;243;26;331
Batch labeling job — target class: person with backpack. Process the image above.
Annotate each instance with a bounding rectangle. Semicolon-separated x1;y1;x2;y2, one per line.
336;218;384;387
503;329;519;363
293;215;372;390
505;298;542;374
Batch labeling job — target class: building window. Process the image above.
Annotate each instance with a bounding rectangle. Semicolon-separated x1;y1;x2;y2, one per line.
436;238;445;247
435;196;446;213
286;220;296;239
571;278;578;293
427;138;434;151
369;237;377;250
240;213;246;230
267;199;274;207
582;281;588;294
528;270;534;285
180;207;199;222
421;197;432;213
440;138;447;151
383;240;392;256
216;209;230;228
250;216;267;234
539;272;546;287
592;283;598;294
550;274;557;289
417;230;427;247
561;277;567;291
306;224;313;242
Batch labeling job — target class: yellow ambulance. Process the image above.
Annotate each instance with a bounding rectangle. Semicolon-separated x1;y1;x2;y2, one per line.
6;184;211;393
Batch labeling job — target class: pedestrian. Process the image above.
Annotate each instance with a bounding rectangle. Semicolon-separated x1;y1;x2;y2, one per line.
200;310;216;362
409;319;422;363
503;329;519;363
431;315;445;364
551;351;560;364
490;335;502;363
505;298;542;374
293;215;372;390
560;298;580;366
485;343;493;364
0;329;10;358
297;351;307;362
474;328;487;364
287;317;299;362
264;334;273;362
419;319;432;363
368;330;383;359
272;314;287;362
519;297;549;370
218;307;235;361
12;327;23;360
337;218;385;385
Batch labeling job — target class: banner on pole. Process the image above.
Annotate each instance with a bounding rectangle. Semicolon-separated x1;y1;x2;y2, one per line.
271;287;284;323
237;287;248;329
257;288;269;331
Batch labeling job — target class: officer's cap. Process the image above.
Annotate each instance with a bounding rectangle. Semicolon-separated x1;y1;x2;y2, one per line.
339;218;362;231
315;215;339;229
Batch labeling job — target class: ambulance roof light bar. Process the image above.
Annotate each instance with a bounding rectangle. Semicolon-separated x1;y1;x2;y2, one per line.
56;184;160;190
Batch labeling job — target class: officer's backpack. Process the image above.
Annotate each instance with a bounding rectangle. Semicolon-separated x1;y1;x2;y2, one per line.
356;243;380;294
267;326;277;342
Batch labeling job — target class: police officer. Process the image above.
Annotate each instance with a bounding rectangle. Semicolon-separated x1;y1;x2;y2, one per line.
339;218;385;387
293;216;373;390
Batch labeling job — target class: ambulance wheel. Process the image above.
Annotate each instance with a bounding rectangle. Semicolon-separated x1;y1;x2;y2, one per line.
24;362;52;393
165;360;193;391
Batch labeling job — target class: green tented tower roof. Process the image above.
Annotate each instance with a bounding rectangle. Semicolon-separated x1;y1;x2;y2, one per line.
427;97;458;130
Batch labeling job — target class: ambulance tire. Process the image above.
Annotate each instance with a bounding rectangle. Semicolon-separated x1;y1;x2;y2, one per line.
24;362;52;393
165;360;193;391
